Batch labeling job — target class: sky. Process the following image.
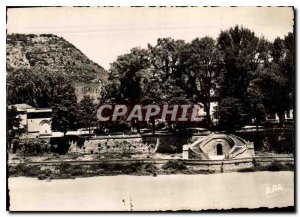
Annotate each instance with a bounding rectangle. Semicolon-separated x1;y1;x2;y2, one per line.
7;7;294;70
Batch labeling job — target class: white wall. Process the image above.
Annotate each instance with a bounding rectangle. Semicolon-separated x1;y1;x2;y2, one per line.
27;118;52;134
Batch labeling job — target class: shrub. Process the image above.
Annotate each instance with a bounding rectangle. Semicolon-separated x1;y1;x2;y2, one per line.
284;162;294;171
57;162;72;174
162;160;186;171
38;170;53;180
9;164;41;177
71;165;87;177
266;161;283;171
264;161;294;171
237;167;256;172
142;163;157;174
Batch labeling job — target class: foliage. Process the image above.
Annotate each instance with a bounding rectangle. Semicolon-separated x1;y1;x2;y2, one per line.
214;97;244;132
17;139;51;156
7;69;71;108
6;28;294;133
6;105;23;145
78;95;97;134
51;83;79;135
181;37;221;123
162;160;186;171
238;160;294;172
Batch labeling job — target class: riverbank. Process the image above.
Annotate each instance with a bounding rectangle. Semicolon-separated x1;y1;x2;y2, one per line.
8;157;294;180
8;171;294;211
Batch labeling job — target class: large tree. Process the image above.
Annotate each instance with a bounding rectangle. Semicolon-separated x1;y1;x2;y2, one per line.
51;83;79;135
216;26;267;130
103;47;150;103
6;105;23;147
7;68;71;108
180;37;220;124
254;33;294;123
78;95;97;134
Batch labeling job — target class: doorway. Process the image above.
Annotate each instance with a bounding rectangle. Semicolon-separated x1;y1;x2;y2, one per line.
216;143;223;155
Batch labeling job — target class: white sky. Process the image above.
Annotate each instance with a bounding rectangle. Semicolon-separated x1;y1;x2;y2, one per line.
7;7;294;70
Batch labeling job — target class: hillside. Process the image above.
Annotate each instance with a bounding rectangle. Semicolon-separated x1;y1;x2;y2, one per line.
6;33;108;100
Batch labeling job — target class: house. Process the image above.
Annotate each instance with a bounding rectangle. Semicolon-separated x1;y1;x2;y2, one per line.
11;104;52;137
26;108;52;136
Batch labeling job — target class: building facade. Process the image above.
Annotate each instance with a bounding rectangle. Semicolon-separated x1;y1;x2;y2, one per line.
12;104;52;137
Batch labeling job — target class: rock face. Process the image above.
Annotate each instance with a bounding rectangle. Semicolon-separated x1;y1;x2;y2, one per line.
6;33;108;100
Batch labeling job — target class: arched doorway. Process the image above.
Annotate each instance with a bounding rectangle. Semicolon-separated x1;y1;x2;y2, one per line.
216;143;223;155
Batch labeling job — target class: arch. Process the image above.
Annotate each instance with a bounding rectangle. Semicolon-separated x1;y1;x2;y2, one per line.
39;119;50;126
39;120;51;134
216;143;223;155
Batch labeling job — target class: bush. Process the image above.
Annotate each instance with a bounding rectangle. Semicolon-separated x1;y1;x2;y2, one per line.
237;167;256;172
57;162;72;174
162;160;186;171
284;162;294;171
89;162;157;175
143;163;157;174
71;165;88;176
238;160;295;172
267;160;284;171
38;169;53;180
9;165;51;178
10;164;36;176
265;161;294;171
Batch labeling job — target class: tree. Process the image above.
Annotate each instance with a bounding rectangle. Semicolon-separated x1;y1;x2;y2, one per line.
181;37;220;124
51;83;79;135
216;26;267;129
6;105;23;147
148;38;186;82
283;32;294;116
254;33;294;124
214;97;244;132
78;95;97;135
103;47;150;103
7;68;71;108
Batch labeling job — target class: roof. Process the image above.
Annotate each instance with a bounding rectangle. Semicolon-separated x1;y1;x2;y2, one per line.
10;104;33;112
26;108;52;113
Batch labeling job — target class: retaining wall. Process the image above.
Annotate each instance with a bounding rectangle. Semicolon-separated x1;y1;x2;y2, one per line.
68;133;208;154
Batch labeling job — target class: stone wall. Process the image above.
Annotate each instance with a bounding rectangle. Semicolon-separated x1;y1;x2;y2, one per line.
183;158;254;172
69;136;154;154
142;134;205;153
68;134;207;154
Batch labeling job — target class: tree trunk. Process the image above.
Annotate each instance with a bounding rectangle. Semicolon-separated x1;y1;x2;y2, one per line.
204;99;212;127
152;118;155;135
278;112;285;126
136;123;140;133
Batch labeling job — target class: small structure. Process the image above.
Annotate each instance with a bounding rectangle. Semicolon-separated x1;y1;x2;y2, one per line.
11;104;52;137
182;133;255;160
26;108;52;136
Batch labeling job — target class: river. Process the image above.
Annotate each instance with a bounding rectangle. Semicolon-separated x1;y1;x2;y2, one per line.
8;171;294;211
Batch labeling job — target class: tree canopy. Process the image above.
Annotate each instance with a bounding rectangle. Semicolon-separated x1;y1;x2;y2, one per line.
7;26;294;133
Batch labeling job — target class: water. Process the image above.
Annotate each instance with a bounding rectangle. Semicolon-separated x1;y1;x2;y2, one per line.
8;172;294;211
